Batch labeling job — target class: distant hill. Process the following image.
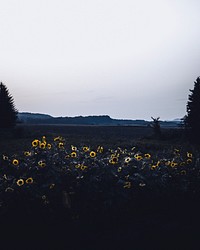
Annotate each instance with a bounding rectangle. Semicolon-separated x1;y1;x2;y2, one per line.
17;112;182;127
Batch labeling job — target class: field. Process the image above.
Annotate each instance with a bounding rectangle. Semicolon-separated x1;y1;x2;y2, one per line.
0;124;200;249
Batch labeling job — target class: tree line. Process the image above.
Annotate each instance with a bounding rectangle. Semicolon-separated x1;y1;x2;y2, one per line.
0;77;200;144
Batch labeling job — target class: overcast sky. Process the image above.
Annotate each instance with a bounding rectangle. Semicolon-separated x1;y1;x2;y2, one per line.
0;0;200;120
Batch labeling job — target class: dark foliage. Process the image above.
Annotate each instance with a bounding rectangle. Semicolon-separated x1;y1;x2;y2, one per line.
0;82;18;128
184;77;200;143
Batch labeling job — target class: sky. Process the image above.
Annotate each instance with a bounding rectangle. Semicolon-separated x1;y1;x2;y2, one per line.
0;0;200;121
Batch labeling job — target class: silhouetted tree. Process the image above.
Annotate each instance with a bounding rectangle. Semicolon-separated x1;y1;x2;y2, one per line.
151;117;161;139
184;77;200;143
0;82;18;128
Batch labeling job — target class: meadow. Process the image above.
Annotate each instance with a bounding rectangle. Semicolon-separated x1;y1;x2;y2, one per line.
0;124;200;249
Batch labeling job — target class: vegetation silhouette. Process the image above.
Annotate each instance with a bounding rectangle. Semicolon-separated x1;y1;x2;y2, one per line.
184;77;200;144
0;82;18;128
150;116;161;139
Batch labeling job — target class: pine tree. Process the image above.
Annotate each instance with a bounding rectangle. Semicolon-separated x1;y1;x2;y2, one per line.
0;82;18;128
184;77;200;143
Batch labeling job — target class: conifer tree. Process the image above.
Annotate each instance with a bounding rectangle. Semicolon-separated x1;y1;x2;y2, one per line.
184;77;200;143
0;82;18;128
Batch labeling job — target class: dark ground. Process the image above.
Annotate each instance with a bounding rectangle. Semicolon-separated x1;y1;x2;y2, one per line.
0;125;199;250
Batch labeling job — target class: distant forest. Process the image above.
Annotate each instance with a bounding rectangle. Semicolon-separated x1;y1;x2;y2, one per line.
17;112;181;127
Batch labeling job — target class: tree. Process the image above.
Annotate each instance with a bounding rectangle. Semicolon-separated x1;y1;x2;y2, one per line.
0;82;18;128
150;116;161;139
184;77;200;143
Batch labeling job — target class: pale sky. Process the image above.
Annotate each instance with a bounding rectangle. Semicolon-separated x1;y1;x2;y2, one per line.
0;0;200;121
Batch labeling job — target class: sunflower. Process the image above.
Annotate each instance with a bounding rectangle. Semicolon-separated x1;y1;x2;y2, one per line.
124;157;131;163
151;165;157;170
75;164;81;168
58;142;64;149
16;179;24;186
26;177;33;184
80;165;88;171
12;159;19;166
109;156;118;164
32;139;39;147
170;162;178;167
135;155;143;161
54;136;63;142
90;151;96;158
97;146;103;153
83;146;89;152
144;153;151;159
38;160;46;168
24;151;31;156
187;152;193;158
71;152;77;158
117;167;122;172
71;145;77;151
47;143;52;149
39;142;46;149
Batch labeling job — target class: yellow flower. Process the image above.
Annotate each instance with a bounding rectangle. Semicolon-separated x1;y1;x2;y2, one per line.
16;179;24;186
187;152;193;158
156;161;160;166
180;162;186;166
58;142;64;149
135;155;143;161
39;142;46;149
90;151;96;158
83;146;89;152
75;164;80;168
144;153;151;159
24;151;31;156
54;136;63;141
71;145;77;151
38;160;46;168
32;139;39;147
124;157;131;163
109;156;118;164
97;146;103;153
170;162;178;167
151;165;157;170
80;165;88;171
71;152;77;158
123;182;131;189
118;167;122;172
47;143;52;149
12;159;19;166
26;177;33;184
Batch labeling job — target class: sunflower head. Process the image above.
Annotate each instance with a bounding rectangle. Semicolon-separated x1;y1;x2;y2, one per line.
12;159;19;166
32;139;39;147
90;151;96;158
26;177;33;184
16;179;24;186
